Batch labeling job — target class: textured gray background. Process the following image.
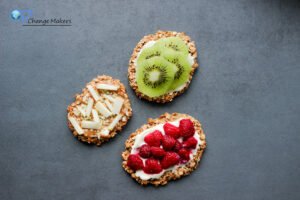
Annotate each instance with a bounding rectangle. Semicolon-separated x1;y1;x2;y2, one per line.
1;0;300;199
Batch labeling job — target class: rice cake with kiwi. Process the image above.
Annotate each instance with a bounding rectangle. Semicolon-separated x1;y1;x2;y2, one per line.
122;112;206;186
128;30;198;103
67;75;132;146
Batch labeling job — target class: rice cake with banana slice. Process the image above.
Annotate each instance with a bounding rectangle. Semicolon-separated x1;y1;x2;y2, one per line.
67;75;132;146
128;30;199;103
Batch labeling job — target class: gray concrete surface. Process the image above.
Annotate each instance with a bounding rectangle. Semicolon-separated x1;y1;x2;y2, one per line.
0;0;300;199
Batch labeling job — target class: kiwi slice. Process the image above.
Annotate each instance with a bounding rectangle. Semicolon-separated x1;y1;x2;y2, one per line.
137;45;163;65
155;37;189;55
162;50;192;90
136;57;176;97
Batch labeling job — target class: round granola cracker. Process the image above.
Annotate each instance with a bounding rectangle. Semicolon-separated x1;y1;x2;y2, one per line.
128;30;199;103
122;112;206;186
67;75;132;146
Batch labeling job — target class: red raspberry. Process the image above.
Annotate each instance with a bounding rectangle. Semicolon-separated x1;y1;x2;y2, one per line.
161;152;180;169
138;144;151;158
144;130;163;147
143;158;162;174
178;148;191;161
183;137;198;149
127;154;144;171
163;123;180;139
162;135;176;151
179;119;195;138
173;141;183;152
150;147;166;159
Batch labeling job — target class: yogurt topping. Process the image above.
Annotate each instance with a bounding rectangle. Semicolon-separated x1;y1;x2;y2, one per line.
131;118;201;180
133;40;195;92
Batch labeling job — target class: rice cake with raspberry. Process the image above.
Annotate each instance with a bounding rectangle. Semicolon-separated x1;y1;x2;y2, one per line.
128;30;199;103
67;75;132;146
122;113;206;186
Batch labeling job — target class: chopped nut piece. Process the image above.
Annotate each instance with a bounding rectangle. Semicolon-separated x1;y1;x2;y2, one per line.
81;121;101;129
104;99;114;111
87;85;100;101
92;109;100;122
77;105;86;117
73;108;80;116
82;95;88;103
85;98;94;117
95;102;112;117
96;132;101;139
68;116;84;135
103;94;115;102
111;97;124;114
100;129;110;136
108;114;122;130
96;83;119;91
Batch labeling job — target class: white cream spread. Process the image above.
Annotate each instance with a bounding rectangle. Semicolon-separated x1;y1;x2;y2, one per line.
134;40;195;92
131;118;201;180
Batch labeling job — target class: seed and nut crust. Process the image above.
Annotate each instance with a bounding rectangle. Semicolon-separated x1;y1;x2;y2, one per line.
67;75;132;146
128;30;199;103
122;113;206;186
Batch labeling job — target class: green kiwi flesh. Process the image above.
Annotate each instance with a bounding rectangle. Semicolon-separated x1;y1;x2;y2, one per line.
136;57;176;97
162;50;192;90
137;45;163;65
136;36;193;98
154;37;189;55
